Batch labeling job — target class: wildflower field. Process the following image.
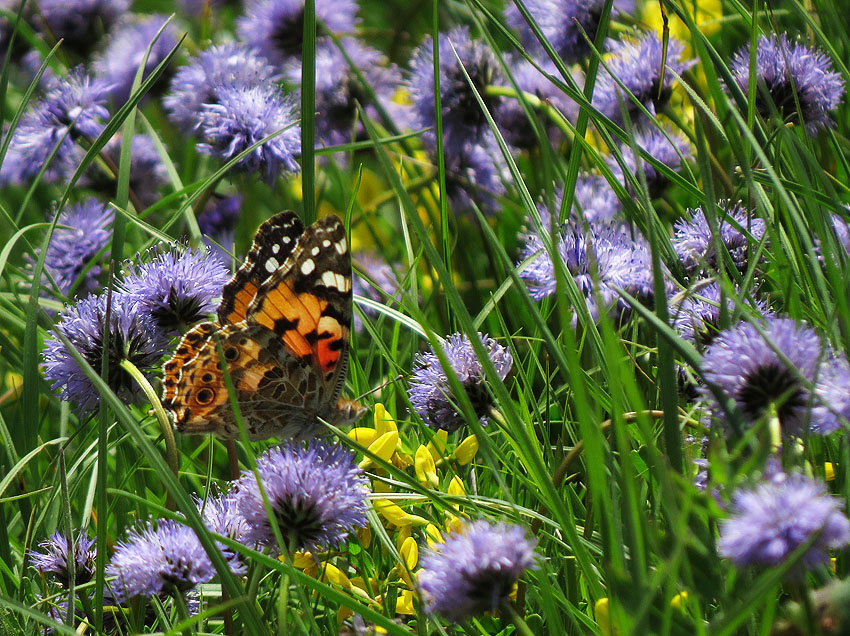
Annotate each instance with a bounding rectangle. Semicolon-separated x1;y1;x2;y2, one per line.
4;0;850;633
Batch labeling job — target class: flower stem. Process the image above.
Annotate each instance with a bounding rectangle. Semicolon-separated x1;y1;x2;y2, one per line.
502;600;535;636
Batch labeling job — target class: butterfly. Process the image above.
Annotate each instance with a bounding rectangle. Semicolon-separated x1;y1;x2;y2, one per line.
161;211;366;440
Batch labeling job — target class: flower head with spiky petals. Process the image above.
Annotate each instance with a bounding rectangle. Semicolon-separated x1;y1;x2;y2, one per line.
719;471;850;575
198;194;242;262
197;83;301;182
42;292;169;415
237;0;360;67
120;245;230;335
352;251;401;330
30;532;96;587
608;125;693;197
35;0;129;58
80;133;168;208
418;520;537;621
441;137;508;213
233;441;369;553
408;332;513;433
673;201;766;276
700;316;845;437
93;14;179;105
592;32;694;124
408;26;504;152
198;493;250;574
729;34;844;135
164;42;279;130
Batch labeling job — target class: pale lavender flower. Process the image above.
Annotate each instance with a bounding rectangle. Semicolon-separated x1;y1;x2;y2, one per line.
198;194;242;261
592;32;694;124
408;26;503;152
42;292;169;414
700;316;842;436
30;532;96;587
729;34;844;134
811;356;850;435
233;441;369;552
670;282;768;349
36;200;113;298
35;0;129;58
442;137;508;212
828;212;850;255
418;520;536;621
673;201;766;276
199;493;250;574
164;42;278;130
237;0;359;67
197;82;301;181
120;245;230;334
719;472;850;575
93;14;180;105
608;125;692;197
81;133;168;207
408;332;513;432
353;251;401;329
571;175;622;226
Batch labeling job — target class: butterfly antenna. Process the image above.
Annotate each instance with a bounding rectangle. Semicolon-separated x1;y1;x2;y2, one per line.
355;374;404;402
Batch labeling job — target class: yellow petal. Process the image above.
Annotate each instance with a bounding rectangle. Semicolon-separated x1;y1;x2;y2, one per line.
321;563;352;588
395;525;412;551
448;476;465;497
373;499;428;527
414;445;439;488
337;606;353;625
424;523;444;547
595;597;616;636
349;427;378;447
671;591;688;609
427;430;449;460
395;590;417;615
826;462;836;482
399;536;419;569
373;403;397;437
454;435;479;465
291;552;314;569
358;525;372;549
392;451;413;470
359;431;399;469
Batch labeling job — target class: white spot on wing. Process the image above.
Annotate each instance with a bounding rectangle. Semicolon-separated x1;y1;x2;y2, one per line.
282;236;292;244
321;271;350;291
301;259;316;275
272;244;280;254
322;239;331;247
335;237;347;254
311;246;320;256
265;257;279;273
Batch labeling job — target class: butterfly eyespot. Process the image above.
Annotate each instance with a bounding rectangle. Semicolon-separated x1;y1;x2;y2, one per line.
224;347;239;361
196;388;215;405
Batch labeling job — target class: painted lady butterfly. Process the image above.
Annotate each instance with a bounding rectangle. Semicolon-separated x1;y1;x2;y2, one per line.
161;211;365;440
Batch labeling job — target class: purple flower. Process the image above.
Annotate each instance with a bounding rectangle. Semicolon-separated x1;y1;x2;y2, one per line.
34;200;113;298
700;316;843;436
673;201;766;276
164;42;278;130
571;175;623;226
42;292;169;415
442;137;508;213
237;0;360;67
670;282;768;349
408;26;503;152
0;68;111;185
199;493;250;574
729;34;844;134
418;520;536;621
408;332;513;433
0;1;33;66
719;472;850;575
608;125;692;197
93;14;180;105
828;211;850;255
197;82;301;182
35;0;129;58
811;356;850;435
107;519;227;600
592;32;694;124
120;245;230;334
352;251;401;329
198;194;242;261
284;37;410;149
232;441;369;552
81;133;168;207
30;532;96;587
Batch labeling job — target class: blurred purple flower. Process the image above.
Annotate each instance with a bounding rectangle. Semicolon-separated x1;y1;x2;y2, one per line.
198;194;242;262
35;0;129;58
197;83;301;181
408;332;513;432
237;0;359;67
729;34;844;134
164;42;278;130
442;137;508;213
673;201;766;276
352;251;401;329
592;32;694;124
670;282;768;349
93;14;180;105
30;532;96;587
608;125;692;197
81;133;168;207
42;292;169;415
199;493;250;574
418;519;536;621
719;472;850;575
233;441;369;552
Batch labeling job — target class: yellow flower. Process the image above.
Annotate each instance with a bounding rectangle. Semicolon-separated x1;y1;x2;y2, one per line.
427;430;450;460
424;523;444;548
671;591;688;609
349;404;412;469
414;445;439;488
453;434;479;465
595;597;619;636
373;499;429;527
641;0;723;52
396;536;419;588
395;590;417;615
826;462;836;482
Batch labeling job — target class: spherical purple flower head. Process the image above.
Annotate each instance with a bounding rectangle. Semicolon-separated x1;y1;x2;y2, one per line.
198;493;250;575
198;194;242;261
284;37;409;150
729;34;844;135
408;332;513;433
608;125;693;198
234;440;369;553
353;251;400;329
494;55;580;150
673;200;766;276
572;174;623;226
828;211;850;255
442;137;508;213
237;0;360;67
164;42;278;131
107;519;221;601
670;282;769;349
418;520;537;621
120;245;230;335
592;32;695;124
80;133;168;208
408;26;504;153
718;471;850;576
0;67;110;185
810;356;850;435
197;82;301;182
34;200;113;298
34;0;129;58
42;292;169;415
30;532;96;587
93;14;180;106
699;316;838;437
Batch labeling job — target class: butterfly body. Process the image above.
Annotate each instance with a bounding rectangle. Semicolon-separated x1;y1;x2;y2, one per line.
161;211;365;441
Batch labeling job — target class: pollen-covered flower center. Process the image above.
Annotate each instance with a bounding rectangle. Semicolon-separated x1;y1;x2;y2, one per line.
738;363;807;422
273;496;325;547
